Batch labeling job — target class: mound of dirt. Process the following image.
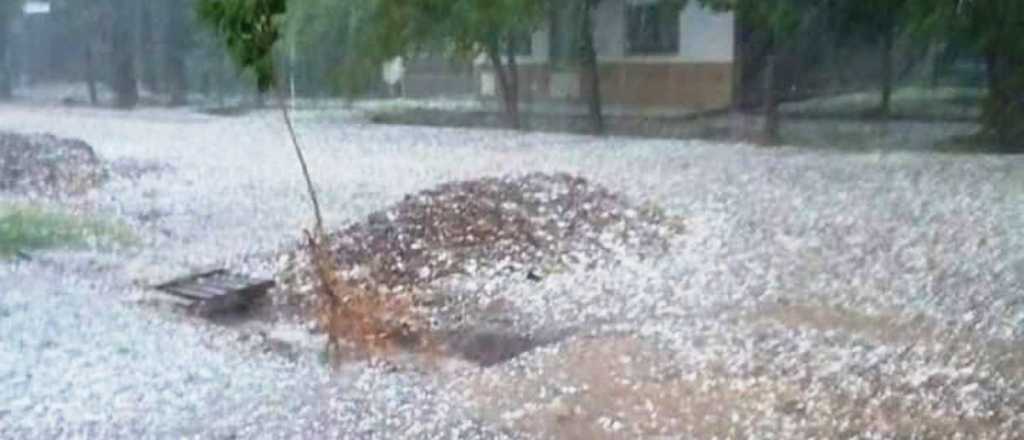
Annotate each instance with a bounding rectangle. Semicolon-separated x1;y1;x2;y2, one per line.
278;173;683;299
0;131;106;195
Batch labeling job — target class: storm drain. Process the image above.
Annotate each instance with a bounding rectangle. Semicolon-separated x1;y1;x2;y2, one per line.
154;269;273;315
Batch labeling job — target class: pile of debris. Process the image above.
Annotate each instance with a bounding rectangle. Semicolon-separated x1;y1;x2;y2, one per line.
278;172;683;304
0;131;106;195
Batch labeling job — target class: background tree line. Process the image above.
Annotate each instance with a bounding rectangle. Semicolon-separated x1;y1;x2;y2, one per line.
0;0;1020;148
193;0;1022;148
0;0;253;108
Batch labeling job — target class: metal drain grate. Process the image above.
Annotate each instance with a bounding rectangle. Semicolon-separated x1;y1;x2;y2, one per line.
154;269;273;315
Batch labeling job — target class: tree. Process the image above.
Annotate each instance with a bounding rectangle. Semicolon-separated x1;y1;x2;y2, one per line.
111;0;140;108
364;0;548;129
0;0;23;100
200;0;441;355
836;0;911;116
164;0;191;106
576;0;604;134
909;0;1024;150
197;0;323;230
288;0;600;131
138;1;161;94
285;0;378;100
694;0;816;145
76;0;104;105
45;0;105;105
548;0;607;134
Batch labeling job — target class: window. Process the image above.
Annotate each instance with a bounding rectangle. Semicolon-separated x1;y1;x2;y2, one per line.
510;31;534;57
626;2;680;55
548;5;578;63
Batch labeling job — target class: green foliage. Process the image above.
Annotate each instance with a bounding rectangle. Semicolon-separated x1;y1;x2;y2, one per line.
0;204;135;258
196;0;550;101
196;0;286;91
836;0;909;35
358;0;550;127
691;0;815;38
908;0;1024;147
908;0;1024;55
363;0;547;60
285;0;380;97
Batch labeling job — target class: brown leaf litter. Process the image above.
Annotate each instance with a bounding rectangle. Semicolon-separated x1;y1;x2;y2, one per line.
277;172;684;359
0;131;106;196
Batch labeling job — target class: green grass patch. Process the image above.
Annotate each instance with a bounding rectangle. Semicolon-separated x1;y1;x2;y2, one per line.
0;204;135;258
782;86;985;120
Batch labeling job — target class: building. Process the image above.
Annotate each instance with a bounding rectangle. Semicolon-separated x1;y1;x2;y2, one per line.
479;0;735;117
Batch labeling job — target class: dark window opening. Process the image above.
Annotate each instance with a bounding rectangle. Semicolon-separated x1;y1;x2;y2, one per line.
548;5;578;64
509;31;534;57
626;2;680;55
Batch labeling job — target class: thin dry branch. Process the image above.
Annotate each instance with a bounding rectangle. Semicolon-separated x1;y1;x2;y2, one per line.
273;88;324;233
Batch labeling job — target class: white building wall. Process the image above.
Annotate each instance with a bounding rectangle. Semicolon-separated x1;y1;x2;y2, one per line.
530;27;550;61
478;0;735;108
678;2;734;62
598;0;734;62
508;0;734;63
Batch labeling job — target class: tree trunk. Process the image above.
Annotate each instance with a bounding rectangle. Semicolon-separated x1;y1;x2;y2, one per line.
254;88;265;108
984;51;1024;150
762;49;780;145
84;43;99;105
216;56;227;107
111;0;139;109
485;39;521;130
985;52;1006;145
0;20;11;100
138;1;160;94
732;11;746;111
579;0;605;135
164;0;188;106
929;45;941;89
504;36;522;130
878;22;894;117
